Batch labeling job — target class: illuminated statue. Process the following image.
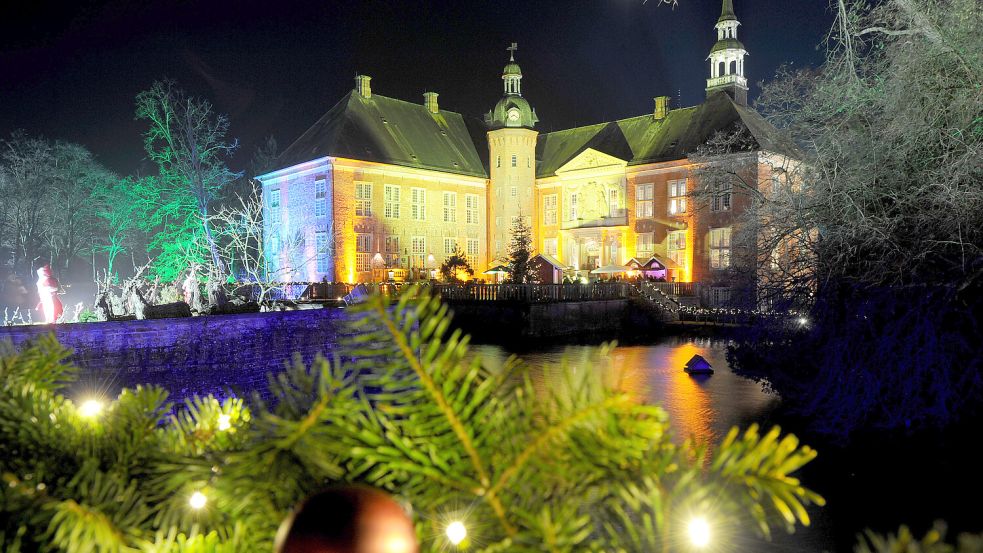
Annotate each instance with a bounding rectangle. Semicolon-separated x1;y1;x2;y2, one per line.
35;265;63;324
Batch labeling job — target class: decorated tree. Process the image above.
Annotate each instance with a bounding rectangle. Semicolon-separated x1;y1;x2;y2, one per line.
505;215;534;284
0;289;824;552
438;246;474;283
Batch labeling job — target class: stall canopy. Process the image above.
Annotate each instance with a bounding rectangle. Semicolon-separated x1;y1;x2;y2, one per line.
590;264;628;275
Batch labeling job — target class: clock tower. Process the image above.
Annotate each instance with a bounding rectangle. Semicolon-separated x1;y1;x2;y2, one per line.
485;43;539;264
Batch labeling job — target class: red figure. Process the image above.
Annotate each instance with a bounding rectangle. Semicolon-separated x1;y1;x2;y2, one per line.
36;265;63;324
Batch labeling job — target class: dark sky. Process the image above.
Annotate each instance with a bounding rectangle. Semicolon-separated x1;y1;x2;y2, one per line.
0;0;833;176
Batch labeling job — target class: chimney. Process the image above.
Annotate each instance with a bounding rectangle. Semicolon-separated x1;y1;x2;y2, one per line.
423;91;439;114
654;96;671;120
355;75;372;98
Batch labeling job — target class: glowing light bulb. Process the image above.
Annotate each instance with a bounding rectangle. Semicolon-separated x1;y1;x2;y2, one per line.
189;491;207;510
688;517;710;548
78;399;103;418
446;520;467;546
217;414;231;431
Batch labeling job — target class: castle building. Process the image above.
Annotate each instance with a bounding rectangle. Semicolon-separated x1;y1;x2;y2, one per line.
256;0;796;304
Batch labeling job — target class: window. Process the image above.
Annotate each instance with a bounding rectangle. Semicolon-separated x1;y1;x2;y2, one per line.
466;238;479;268
667;230;687;267
609;188;620;217
355;233;372;272
668;179;687;215
544;194;557;226
635;183;654;218
442;192;457;223
411;236;426;255
710;287;732;307
527;156;531;168
411;188;426;221
636;233;654;255
385;235;400;253
314;180;327;217
543;238;557;256
495;217;501;229
443;237;457;255
495;240;501;255
709;227;732;269
569;193;579;220
510;186;517;197
315;231;329;273
384;184;400;219
711;183;732;212
355;182;372;217
511;154;517;167
268;233;279;255
270;189;282;225
465;194;479;224
496;156;501;168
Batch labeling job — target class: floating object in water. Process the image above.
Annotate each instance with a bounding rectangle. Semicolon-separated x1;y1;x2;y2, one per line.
684;354;714;375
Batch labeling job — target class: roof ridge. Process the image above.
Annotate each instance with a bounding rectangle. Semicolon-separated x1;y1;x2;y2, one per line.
356;91;464;118
541;104;702;137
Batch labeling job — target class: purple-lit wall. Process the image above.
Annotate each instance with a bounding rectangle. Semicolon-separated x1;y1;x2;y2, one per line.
0;309;348;403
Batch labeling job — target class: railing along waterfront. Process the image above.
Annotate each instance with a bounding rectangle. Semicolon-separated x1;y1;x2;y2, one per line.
644;281;696;297
433;283;637;303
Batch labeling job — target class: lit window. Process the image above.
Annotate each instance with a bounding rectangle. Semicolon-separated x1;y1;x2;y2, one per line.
270;189;282;225
356;233;372;272
635;183;653;218
314;180;327;217
355;182;372;217
543;238;557;256
466;238;479;268
668;179;687;215
543;194;557;226
315;231;329;273
609;188;620;217
411;188;426;221
709;227;732;269
465;194;479;224
444;237;457;255
667;230;687;267
636;233;654;255
411;236;426;255
442;192;457;223
711;182;732;212
569;193;579;220
384;184;400;218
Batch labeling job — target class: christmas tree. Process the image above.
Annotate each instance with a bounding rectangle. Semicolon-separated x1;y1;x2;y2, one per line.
0;288;823;552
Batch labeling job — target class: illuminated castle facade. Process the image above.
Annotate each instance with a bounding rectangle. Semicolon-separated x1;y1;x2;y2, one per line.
257;0;794;303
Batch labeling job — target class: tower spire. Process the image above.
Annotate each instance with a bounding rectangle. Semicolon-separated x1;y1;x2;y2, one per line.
719;0;737;23
706;0;748;105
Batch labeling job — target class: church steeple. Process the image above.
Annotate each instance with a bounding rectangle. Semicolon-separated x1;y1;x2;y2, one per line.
485;42;538;129
706;0;748;105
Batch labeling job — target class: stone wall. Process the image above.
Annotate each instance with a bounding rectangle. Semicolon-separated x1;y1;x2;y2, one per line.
0;308;348;403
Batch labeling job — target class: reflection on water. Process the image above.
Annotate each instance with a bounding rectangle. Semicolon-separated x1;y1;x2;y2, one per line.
470;337;779;446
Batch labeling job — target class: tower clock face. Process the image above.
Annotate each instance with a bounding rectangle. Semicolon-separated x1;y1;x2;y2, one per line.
507;108;520;122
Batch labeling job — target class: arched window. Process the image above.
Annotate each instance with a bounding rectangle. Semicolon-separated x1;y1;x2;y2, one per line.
718;61;726;76
729;60;738;76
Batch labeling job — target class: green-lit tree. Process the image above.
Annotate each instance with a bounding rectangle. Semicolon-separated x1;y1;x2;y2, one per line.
92;176;150;281
0;289;823;552
505;215;534;284
135;80;242;281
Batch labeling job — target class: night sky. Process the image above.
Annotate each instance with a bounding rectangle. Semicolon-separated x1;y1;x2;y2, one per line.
0;0;833;176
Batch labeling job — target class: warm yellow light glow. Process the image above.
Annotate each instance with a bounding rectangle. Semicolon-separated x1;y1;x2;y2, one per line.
382;536;414;553
78;399;103;418
189;491;207;510
688;517;711;548
446;520;467;545
217;414;232;431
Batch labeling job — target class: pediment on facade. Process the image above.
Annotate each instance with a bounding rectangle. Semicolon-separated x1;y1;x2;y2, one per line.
555;148;628;174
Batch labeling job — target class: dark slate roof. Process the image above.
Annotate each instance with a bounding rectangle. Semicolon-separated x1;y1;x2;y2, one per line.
276;91;487;178
535;92;798;178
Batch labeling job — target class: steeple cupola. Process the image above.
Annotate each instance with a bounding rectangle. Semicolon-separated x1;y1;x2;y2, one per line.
706;0;749;105
485;43;538;129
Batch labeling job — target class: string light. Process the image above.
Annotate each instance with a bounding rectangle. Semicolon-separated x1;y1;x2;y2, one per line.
687;517;711;548
445;520;467;546
189;491;207;510
78;399;103;418
217;414;232;431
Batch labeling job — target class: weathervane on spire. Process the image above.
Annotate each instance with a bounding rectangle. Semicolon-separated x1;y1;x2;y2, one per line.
507;42;518;61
